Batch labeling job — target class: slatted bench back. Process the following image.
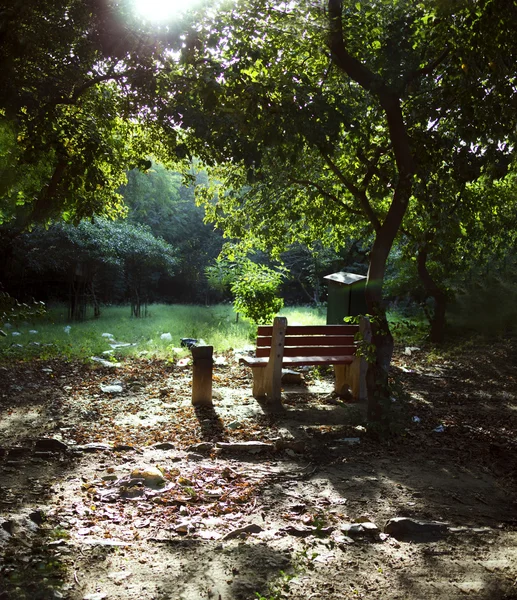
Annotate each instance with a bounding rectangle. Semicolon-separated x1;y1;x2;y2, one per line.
255;323;359;358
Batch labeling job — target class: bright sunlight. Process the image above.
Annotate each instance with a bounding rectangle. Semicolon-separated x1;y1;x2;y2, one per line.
132;0;194;22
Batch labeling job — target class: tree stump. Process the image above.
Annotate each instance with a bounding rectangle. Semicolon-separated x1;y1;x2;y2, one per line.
191;345;213;406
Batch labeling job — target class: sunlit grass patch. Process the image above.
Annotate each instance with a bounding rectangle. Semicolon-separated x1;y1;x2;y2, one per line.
0;303;326;361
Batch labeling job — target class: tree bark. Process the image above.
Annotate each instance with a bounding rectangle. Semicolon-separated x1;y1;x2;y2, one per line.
328;0;415;420
417;248;447;343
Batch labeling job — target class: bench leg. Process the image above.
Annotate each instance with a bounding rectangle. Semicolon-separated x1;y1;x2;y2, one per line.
334;356;368;401
251;366;267;398
334;364;351;397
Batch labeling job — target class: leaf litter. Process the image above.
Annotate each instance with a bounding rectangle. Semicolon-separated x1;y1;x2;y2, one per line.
0;340;516;599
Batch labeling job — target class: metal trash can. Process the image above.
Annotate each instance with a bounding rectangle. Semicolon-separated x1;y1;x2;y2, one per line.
324;272;367;324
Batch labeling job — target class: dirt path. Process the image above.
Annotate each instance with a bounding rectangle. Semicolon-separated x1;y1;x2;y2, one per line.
1;338;516;600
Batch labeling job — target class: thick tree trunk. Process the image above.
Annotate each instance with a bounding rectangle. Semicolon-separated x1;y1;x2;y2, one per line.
417;248;447;343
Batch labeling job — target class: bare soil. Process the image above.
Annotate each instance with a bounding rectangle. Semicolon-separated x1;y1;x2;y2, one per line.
0;337;516;600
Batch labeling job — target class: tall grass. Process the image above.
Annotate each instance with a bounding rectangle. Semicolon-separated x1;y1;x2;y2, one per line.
0;303;326;361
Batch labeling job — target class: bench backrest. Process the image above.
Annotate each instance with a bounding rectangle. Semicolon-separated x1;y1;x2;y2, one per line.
255;323;359;358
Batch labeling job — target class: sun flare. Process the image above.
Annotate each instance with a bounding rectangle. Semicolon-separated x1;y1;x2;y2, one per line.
132;0;191;22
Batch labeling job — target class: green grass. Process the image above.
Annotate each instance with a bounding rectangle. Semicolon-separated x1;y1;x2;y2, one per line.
0;303;326;361
0;301;430;362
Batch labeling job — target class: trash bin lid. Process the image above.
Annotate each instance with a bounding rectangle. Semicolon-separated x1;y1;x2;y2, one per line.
323;272;367;285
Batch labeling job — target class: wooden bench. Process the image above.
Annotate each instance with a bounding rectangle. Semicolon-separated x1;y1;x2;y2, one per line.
240;316;371;405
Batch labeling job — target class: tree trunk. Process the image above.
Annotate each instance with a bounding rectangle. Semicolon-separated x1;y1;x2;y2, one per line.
328;0;415;421
417;248;447;343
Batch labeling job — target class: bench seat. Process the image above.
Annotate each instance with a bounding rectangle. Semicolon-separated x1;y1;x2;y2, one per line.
240;354;355;367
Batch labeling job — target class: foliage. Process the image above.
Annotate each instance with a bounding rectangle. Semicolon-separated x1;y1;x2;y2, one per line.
0;0;179;227
8;219;176;318
0;291;46;326
121;163;223;302
231;261;284;324
206;247;285;324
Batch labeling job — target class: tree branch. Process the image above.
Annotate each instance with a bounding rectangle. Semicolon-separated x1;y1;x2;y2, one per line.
327;0;414;177
319;150;382;231
402;48;450;92
288;176;362;217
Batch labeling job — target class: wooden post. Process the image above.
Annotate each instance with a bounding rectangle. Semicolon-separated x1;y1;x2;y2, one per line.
264;316;287;407
191;345;213;407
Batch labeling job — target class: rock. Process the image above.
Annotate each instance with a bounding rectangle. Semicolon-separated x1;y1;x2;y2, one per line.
186;452;205;461
34;438;68;453
221;524;263;540
274;439;305;453
188;442;214;453
216;441;275;453
384;517;449;540
29;510;45;525
112;444;135;452
91;356;122;368
281;369;303;384
83;593;108;600
101;333;114;338
334;534;355;545
227;420;241;430
76;443;112;453
129;466;166;488
160;333;173;342
100;383;123;393
175;520;195;534
151;442;175;450
341;523;368;536
7;446;32;459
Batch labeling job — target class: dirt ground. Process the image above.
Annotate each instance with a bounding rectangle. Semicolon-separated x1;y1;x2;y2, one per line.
0;337;516;600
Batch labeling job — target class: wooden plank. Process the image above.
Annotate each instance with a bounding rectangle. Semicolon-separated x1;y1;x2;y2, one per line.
282;345;356;357
284;334;356;346
239;356;268;366
257;326;273;336
256;324;359;337
286;324;359;335
257;334;356;348
282;355;355;366
256;347;272;357
242;354;355;367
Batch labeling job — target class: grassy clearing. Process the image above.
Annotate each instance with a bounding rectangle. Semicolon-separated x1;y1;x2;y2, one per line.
0;303;327;361
0;301;429;362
